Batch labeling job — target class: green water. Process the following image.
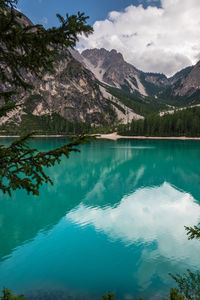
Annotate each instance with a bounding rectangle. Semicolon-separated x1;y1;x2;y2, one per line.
0;138;200;300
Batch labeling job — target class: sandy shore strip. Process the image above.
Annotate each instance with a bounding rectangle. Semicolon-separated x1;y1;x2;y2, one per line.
0;135;66;138
97;132;200;141
0;133;200;140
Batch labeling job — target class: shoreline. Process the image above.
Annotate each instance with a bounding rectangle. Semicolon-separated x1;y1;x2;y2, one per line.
0;135;66;138
0;133;200;140
96;132;200;141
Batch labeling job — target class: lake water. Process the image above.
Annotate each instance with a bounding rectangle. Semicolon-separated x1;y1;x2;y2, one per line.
0;138;200;300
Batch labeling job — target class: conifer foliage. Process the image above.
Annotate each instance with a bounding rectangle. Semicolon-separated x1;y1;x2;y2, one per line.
0;288;27;300
0;0;93;195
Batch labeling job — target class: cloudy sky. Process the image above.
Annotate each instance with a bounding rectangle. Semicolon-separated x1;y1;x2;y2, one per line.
18;0;200;76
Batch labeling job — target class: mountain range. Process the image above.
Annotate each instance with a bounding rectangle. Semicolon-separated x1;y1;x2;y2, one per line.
1;12;200;133
76;47;200;100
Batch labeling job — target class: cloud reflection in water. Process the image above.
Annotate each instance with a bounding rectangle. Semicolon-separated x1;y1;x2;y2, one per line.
67;182;200;267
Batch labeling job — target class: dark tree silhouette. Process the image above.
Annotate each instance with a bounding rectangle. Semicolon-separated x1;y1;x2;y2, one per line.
0;0;93;195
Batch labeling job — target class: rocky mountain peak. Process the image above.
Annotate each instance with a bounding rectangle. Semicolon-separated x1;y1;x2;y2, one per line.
82;48;125;68
102;49;124;69
81;47;145;94
107;48;124;61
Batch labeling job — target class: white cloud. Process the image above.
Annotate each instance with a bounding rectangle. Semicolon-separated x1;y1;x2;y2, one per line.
77;0;200;76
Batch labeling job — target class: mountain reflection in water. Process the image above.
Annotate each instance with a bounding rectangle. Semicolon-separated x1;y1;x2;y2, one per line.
0;139;200;300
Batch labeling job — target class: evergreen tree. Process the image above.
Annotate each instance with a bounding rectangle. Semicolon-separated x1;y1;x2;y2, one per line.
0;288;27;300
168;224;200;300
0;0;93;195
117;107;200;137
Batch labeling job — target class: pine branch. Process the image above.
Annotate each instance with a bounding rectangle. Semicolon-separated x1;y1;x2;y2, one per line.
0;134;92;196
0;6;93;99
0;0;94;195
185;225;200;240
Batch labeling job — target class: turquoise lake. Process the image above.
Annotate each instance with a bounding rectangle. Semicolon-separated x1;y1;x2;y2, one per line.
0;138;200;300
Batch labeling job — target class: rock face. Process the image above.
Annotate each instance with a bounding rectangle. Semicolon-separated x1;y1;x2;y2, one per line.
28;52;116;125
169;62;200;97
0;50;118;127
169;66;193;86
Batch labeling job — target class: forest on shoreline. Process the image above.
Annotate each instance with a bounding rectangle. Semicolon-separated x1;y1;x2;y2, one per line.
1;106;200;138
118;107;200;137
